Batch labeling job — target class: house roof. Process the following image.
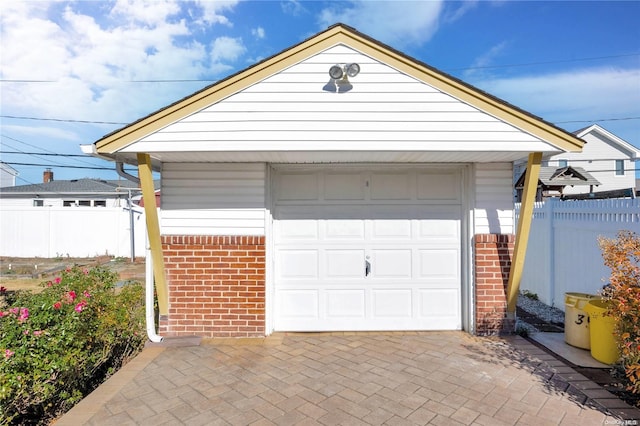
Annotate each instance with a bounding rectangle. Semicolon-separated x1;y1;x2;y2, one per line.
0;178;159;197
574;124;640;159
0;162;19;177
515;166;601;189
92;23;585;163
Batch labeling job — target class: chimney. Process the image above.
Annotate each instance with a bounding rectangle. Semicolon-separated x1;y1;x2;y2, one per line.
43;168;54;183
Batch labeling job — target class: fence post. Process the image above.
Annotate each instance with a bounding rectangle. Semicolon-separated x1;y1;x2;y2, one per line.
547;199;556;307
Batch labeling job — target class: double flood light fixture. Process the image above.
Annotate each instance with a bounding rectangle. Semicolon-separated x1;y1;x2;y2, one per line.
324;63;360;93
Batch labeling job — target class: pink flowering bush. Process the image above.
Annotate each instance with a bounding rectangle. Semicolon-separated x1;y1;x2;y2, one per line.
0;266;145;424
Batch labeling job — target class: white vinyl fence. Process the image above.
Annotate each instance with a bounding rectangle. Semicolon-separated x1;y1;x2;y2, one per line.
516;198;640;310
0;206;147;258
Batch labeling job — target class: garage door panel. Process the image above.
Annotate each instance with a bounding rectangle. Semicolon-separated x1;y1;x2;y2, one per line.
277;173;318;201
371;249;412;278
277;250;318;279
326;250;365;278
371;173;411;200
324;173;365;200
279;290;319;318
325;219;365;240
417;172;461;202
371;219;412;239
326;290;366;318
373;289;413;317
419;249;460;281
419;289;460;318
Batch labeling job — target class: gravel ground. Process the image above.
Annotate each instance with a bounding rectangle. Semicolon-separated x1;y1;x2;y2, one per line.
516;293;565;334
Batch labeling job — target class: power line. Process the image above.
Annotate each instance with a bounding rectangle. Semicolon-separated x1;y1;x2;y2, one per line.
0;115;127;125
445;53;640;72
555;117;640;124
1;151;90;157
1;134;104;168
3;162;137;171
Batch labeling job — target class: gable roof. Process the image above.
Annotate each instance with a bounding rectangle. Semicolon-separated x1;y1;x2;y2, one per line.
574;124;640;159
515;166;601;189
94;23;584;158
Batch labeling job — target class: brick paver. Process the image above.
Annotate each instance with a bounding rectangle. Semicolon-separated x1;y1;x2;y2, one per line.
57;332;639;425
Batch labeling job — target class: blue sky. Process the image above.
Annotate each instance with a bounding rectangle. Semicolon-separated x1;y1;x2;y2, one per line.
1;0;639;184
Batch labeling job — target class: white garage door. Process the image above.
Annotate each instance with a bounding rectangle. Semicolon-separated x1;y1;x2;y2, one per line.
273;167;462;331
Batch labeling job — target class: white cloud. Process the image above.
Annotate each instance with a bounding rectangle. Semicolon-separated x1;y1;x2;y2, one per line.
281;0;306;17
444;0;479;23
0;1;241;128
463;41;509;79
194;0;238;26
317;0;443;47
473;67;640;125
252;26;266;39
210;36;246;62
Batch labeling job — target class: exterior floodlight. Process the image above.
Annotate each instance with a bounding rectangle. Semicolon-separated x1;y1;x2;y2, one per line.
329;65;344;79
345;63;360;77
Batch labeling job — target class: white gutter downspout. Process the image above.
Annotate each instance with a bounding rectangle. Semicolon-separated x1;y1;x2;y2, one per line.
146;235;163;342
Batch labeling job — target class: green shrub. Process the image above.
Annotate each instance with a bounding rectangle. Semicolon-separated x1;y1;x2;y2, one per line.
598;231;640;395
0;266;146;424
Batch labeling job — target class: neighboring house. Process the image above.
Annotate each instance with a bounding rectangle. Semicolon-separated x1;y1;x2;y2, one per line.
514;124;640;196
0;162;19;188
514;166;601;202
85;24;586;338
0;169;143;208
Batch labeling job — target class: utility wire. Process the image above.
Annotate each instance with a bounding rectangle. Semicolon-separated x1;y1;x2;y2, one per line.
1;53;637;82
0;115;127;125
0;151;91;157
1;134;104;168
3;162;137;171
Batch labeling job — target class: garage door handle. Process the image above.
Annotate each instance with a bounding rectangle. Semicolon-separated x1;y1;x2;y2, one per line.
365;259;371;277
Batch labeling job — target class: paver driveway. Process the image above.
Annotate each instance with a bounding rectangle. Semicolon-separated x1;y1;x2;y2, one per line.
58;332;635;425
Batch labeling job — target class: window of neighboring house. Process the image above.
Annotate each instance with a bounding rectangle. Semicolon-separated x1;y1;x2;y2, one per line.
541;161;549;167
558;159;568;168
33;199;44;207
615;160;625;176
77;200;91;207
93;200;107;207
63;200;76;207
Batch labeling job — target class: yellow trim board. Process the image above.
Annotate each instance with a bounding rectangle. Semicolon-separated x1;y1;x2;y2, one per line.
137;153;168;315
95;24;584;155
506;152;542;313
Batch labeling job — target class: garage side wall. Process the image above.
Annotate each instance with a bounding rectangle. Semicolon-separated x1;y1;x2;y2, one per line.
159;163;267;337
474;163;516;335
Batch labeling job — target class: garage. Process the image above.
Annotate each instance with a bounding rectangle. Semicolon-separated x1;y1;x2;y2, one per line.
273;166;463;331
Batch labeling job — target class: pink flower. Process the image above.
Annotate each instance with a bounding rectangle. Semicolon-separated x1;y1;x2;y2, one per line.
83;269;89;275
4;349;14;359
33;330;43;337
54;277;61;284
23;329;29;335
53;302;62;310
74;301;87;313
18;308;29;322
66;291;77;303
0;286;6;293
47;282;52;287
83;290;91;299
8;307;18;315
0;311;6;318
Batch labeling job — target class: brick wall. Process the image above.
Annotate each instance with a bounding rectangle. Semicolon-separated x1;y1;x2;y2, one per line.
160;235;265;338
474;234;515;335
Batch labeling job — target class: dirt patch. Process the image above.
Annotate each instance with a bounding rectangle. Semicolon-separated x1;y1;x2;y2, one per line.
0;256;146;292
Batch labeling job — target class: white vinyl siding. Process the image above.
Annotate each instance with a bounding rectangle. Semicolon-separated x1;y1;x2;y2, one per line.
131;45;551;156
547;131;637;193
161;163;266;235
474;163;514;235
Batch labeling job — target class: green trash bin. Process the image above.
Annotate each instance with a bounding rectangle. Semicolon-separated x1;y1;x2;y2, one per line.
564;293;600;349
584;299;620;365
